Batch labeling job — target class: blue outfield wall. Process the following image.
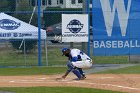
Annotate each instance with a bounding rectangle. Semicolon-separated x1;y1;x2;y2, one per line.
92;0;140;56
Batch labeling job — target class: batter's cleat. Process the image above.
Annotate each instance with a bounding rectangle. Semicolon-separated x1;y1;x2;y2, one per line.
73;78;80;80
73;76;86;81
80;76;86;80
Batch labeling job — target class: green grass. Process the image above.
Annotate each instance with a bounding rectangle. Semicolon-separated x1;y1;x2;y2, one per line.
0;67;66;75
0;65;139;76
0;87;124;93
0;47;134;67
0;47;67;66
96;65;140;74
92;56;129;64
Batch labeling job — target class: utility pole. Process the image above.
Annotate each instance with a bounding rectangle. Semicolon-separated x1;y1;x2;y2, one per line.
82;0;88;53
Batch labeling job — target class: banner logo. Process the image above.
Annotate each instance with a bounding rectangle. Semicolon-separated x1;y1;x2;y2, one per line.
0;19;21;30
66;19;83;33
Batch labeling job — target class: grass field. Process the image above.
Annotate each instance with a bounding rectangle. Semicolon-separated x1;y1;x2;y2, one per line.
96;64;140;74
0;67;66;75
0;62;139;93
0;87;124;93
0;46;136;67
0;65;139;75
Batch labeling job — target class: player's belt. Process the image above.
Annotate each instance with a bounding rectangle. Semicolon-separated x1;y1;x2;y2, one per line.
87;58;91;61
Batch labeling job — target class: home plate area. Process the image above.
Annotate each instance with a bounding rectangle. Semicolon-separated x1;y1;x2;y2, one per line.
0;74;140;93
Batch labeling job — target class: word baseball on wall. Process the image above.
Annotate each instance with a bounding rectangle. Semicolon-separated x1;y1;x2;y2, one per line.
92;0;140;56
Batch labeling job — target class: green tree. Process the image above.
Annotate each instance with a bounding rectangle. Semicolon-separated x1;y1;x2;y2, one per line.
0;0;16;12
43;8;82;27
10;39;37;53
12;0;38;26
90;0;92;4
8;0;16;12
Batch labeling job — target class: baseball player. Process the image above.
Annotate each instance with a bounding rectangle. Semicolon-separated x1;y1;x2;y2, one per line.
57;47;93;80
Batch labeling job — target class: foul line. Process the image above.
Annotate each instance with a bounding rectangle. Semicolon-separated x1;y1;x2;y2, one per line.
72;81;140;91
8;79;140;91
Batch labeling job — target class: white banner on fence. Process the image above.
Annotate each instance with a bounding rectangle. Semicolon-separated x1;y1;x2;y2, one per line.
0;13;46;40
62;14;88;42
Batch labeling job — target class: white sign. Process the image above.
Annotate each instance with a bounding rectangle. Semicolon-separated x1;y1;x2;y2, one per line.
62;14;88;42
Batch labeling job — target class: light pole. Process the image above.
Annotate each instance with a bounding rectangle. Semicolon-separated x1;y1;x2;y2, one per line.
82;0;89;54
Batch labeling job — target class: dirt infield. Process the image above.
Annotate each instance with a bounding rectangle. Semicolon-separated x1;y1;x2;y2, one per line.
0;74;140;93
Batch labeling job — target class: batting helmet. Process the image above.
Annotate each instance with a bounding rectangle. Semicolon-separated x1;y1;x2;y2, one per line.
62;48;69;55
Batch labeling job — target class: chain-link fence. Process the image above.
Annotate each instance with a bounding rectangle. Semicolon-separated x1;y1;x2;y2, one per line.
0;0;137;67
0;39;47;67
0;0;47;67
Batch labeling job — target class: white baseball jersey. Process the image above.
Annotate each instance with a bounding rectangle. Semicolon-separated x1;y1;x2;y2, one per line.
70;49;93;68
70;49;90;60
